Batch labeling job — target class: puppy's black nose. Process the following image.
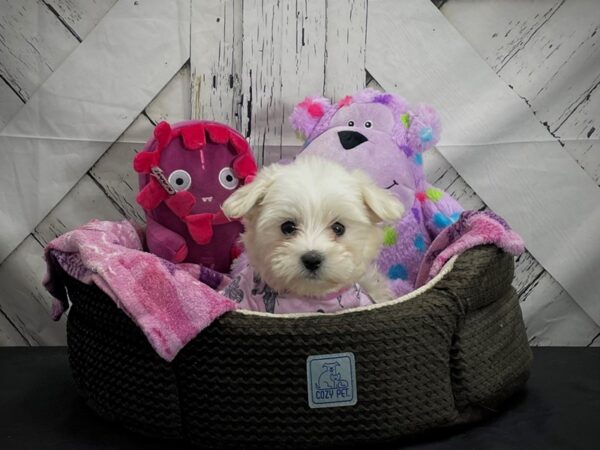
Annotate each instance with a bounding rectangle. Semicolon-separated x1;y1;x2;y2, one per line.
338;130;368;150
301;251;323;272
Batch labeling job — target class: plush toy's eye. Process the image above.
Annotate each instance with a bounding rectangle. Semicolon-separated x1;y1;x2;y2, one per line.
347;120;355;127
168;169;192;191
331;222;345;237
364;120;373;128
281;221;297;235
219;167;239;190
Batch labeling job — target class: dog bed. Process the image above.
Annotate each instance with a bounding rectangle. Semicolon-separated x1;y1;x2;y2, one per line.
65;245;531;449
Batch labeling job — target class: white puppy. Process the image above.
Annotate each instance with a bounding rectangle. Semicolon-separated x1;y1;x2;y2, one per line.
221;156;404;313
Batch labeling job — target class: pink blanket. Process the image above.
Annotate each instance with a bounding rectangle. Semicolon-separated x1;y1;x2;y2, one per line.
44;220;235;361
415;211;525;287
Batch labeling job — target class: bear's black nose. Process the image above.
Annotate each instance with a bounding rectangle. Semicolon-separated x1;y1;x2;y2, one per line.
338;130;368;150
301;251;323;272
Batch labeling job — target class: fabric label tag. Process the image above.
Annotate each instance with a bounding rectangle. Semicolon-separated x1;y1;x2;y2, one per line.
306;352;357;409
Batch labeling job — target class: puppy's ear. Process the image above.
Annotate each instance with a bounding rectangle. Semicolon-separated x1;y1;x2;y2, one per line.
354;171;405;223
222;164;279;219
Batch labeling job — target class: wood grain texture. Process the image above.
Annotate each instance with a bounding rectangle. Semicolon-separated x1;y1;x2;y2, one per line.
146;62;192;125
439;0;600;344
191;0;242;128
0;0;190;263
0;0;79;101
0;236;67;346
241;0;327;164
323;0;367;99
0;80;23;129
87;114;153;225
43;0;117;41
33;174;128;246
442;0;600;184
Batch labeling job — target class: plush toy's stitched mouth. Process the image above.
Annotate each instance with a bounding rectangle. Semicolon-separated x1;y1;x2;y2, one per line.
338;130;368;150
385;180;399;190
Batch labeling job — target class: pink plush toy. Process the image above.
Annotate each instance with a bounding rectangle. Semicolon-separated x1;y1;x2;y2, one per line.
134;120;257;273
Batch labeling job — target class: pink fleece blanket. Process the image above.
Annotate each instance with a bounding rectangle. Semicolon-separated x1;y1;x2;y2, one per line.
415;210;525;287
43;220;235;361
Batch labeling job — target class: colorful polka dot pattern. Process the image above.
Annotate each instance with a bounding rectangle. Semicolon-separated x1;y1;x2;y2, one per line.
400;113;411;128
426;187;443;202
420;127;433;142
388;264;408;280
383;227;397;247
414;234;426;252
413;153;423;165
433;211;461;228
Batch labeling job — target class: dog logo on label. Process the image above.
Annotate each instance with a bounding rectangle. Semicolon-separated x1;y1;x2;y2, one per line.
307;352;357;408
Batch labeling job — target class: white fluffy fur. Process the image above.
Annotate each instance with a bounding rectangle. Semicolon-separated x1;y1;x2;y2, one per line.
222;156;404;300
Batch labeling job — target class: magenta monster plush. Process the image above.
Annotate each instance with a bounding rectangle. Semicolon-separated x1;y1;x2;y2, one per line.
134;120;257;273
291;89;463;297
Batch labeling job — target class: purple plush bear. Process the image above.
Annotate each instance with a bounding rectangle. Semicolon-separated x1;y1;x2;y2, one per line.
291;88;463;297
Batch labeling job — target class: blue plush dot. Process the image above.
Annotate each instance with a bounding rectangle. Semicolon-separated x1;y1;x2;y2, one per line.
450;212;461;223
433;212;452;228
420;127;433;143
414;153;423;165
414;234;426;252
388;264;408;280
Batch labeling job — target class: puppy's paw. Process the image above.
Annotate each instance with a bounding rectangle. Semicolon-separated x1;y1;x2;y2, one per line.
360;265;394;303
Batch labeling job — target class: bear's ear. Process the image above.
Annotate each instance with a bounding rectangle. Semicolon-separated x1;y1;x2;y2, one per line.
405;104;442;153
289;95;333;139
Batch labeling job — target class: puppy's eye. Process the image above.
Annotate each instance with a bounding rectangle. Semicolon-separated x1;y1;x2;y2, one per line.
168;169;192;192
347;120;355;127
281;221;297;235
364;120;373;128
331;222;345;237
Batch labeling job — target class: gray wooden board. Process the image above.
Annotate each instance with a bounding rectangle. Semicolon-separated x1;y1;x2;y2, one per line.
0;0;79;102
0;236;67;345
191;0;243;128
0;0;191;263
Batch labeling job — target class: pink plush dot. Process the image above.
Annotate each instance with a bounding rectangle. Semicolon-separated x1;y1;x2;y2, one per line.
415;192;426;202
338;95;353;107
307;103;324;118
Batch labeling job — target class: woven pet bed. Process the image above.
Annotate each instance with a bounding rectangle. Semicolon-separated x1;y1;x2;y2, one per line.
65;245;531;449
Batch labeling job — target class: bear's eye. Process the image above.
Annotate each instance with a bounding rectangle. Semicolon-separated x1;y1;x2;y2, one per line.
331;222;345;237
281;221;297;235
168;169;192;191
347;120;355;127
219;167;239;190
364;120;373;128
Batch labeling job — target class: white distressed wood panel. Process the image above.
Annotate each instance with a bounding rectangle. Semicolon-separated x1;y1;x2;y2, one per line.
323;0;367;99
439;0;600;344
191;0;242;128
44;0;117;40
0;0;79;102
521;271;600;346
367;0;600;328
33;174;127;246
0;309;28;346
0;236;67;345
88;114;154;224
145;62;192;125
0;81;22;128
241;0;327;164
441;0;600;184
0;0;190;263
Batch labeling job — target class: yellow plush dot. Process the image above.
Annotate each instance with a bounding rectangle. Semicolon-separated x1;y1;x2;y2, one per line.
383;227;397;246
426;187;444;202
295;130;306;141
400;113;410;128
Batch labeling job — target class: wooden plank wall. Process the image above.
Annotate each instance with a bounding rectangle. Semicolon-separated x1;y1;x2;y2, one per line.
0;0;598;347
